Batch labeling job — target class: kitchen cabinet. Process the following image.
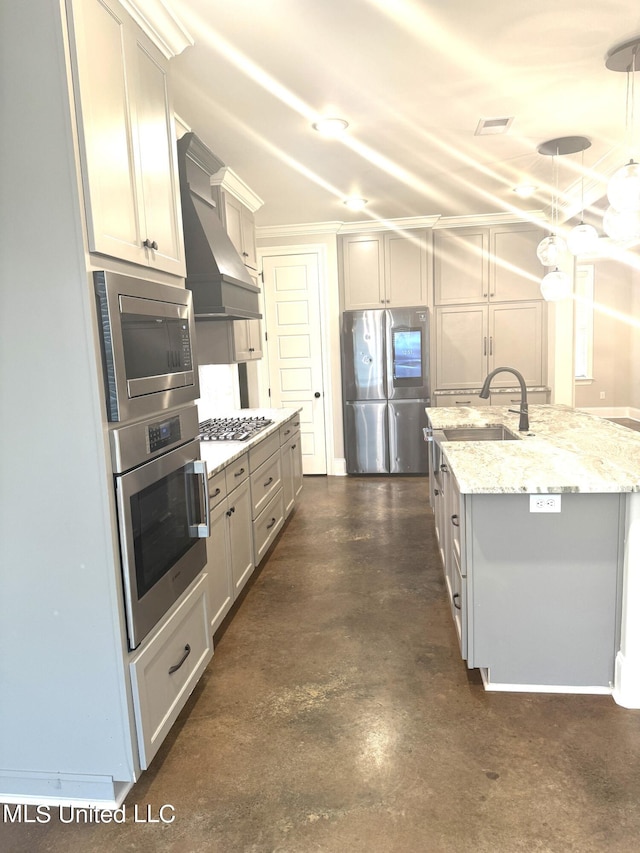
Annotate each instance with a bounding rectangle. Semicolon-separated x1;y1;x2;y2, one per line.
435;301;544;390
434;224;543;305
249;431;285;564
129;574;212;769
434;390;548;407
196;317;263;364
428;414;625;690
341;230;430;309
67;0;185;276
224;193;258;273
280;416;303;515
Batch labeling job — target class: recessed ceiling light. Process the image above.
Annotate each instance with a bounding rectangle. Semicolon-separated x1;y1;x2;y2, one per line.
343;197;368;210
312;117;349;136
513;184;538;198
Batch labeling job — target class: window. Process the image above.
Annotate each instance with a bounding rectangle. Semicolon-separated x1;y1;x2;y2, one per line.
574;264;594;380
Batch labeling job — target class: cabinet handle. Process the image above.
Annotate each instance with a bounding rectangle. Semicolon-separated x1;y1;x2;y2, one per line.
453;593;461;611
455;400;471;405
483;336;487;356
264;476;274;488
267;517;277;529
434;489;440;496
292;444;297;450
451;514;460;527
284;428;291;436
234;467;245;477
168;644;191;675
211;487;221;497
226;506;235;517
143;238;158;250
440;463;449;473
293;421;300;427
489;336;493;355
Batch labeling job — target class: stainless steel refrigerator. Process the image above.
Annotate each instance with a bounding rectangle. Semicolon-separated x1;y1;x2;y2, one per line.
342;307;430;474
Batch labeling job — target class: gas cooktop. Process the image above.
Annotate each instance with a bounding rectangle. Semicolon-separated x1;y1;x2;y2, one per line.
199;416;273;442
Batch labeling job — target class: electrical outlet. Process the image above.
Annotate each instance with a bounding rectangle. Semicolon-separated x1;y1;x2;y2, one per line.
529;494;562;513
600;391;606;399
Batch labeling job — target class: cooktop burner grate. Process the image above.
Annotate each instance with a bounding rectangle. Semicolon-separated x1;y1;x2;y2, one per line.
199;416;273;442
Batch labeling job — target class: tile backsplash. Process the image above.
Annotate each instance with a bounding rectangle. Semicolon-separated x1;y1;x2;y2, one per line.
197;363;240;419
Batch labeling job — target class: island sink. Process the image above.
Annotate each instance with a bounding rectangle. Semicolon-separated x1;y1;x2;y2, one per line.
441;426;521;442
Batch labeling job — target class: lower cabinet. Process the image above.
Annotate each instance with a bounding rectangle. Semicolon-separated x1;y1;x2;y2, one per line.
204;414;304;636
431;439;623;689
129;573;213;769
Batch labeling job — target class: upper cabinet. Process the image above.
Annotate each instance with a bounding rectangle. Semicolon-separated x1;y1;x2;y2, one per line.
341;230;430;310
67;0;185;277
434;224;543;305
224;194;258;274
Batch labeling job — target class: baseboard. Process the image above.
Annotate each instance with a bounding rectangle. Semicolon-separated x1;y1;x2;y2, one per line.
331;458;347;476
578;406;640;421
480;668;611;695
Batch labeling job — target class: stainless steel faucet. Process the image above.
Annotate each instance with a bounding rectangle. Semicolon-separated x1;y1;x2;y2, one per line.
479;367;529;431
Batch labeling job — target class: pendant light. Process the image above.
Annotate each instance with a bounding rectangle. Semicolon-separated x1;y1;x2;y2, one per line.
567;149;599;256
536;137;590;301
604;37;640;242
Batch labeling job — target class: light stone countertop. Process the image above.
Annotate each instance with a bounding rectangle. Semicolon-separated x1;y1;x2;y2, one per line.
426;404;640;494
199;408;301;477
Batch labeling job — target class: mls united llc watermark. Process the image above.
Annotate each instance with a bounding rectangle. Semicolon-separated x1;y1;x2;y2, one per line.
2;803;176;824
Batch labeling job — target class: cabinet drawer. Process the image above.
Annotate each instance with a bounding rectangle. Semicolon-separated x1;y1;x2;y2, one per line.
435;395;491;407
279;418;300;445
253;488;284;565
225;452;249;492
490;390;549;406
129;574;213;769
250;451;283;518
249;430;280;471
207;469;227;508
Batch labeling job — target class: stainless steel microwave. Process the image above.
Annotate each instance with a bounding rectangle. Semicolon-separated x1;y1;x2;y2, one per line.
94;271;199;422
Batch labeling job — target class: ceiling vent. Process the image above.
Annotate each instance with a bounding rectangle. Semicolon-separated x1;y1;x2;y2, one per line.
475;116;514;136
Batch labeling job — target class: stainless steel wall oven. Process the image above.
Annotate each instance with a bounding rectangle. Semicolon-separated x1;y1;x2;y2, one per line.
110;406;209;649
93;271;208;649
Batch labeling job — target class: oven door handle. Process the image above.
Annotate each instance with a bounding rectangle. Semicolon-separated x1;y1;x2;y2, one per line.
187;460;210;538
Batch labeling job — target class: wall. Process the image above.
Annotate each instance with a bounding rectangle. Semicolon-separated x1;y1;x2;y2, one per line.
574;257;635;409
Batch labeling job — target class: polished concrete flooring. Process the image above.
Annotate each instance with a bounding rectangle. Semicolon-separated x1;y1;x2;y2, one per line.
4;475;640;852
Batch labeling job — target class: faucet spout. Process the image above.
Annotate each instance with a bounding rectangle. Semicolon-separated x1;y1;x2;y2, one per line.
478;366;529;431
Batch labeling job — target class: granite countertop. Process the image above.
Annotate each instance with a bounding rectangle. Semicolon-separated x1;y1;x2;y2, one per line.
199;408;300;477
426;404;640;494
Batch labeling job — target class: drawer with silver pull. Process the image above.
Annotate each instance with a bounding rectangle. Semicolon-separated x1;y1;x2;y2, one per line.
225;452;249;492
129;574;212;769
250;451;282;517
279;417;300;445
207;468;227;509
253;488;284;566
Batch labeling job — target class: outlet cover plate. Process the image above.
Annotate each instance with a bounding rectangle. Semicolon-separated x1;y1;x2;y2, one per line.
529;494;562;513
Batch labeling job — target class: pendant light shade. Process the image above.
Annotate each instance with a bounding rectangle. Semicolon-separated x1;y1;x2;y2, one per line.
536;234;566;265
602;205;640;242
607;159;640;211
540;268;571;302
567;222;599;255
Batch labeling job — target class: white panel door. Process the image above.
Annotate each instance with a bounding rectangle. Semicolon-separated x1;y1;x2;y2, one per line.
262;253;327;475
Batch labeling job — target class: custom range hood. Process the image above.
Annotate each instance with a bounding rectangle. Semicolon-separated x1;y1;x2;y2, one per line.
177;132;261;320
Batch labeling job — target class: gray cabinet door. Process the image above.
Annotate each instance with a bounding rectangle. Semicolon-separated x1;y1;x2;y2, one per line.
434;227;489;304
385;229;428;307
341;234;385;309
489;301;544;386
490;225;543;302
435;305;488;390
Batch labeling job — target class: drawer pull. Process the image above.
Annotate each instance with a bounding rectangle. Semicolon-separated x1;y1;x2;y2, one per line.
211;487;221;497
440;463;449;473
451;514;460;527
283;429;291;436
266;517;277;530
453;593;461;611
294;421;300;427
226;506;235;517
264;476;274;488
234;467;245;478
168;644;191;675
455;400;471;405
434;489;440;496
292;444;297;450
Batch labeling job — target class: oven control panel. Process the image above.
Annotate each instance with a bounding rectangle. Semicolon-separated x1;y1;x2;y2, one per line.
148;415;181;453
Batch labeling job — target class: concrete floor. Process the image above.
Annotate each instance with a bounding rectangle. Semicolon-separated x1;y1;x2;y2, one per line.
3;475;640;852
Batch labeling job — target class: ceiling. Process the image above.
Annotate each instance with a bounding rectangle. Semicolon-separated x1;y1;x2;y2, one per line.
167;0;640;229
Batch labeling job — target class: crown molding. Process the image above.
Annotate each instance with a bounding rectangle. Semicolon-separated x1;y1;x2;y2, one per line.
433;210;547;229
211;167;264;212
120;0;193;59
256;221;344;239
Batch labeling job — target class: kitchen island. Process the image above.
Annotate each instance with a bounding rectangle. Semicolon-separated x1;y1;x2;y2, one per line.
426;404;640;707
